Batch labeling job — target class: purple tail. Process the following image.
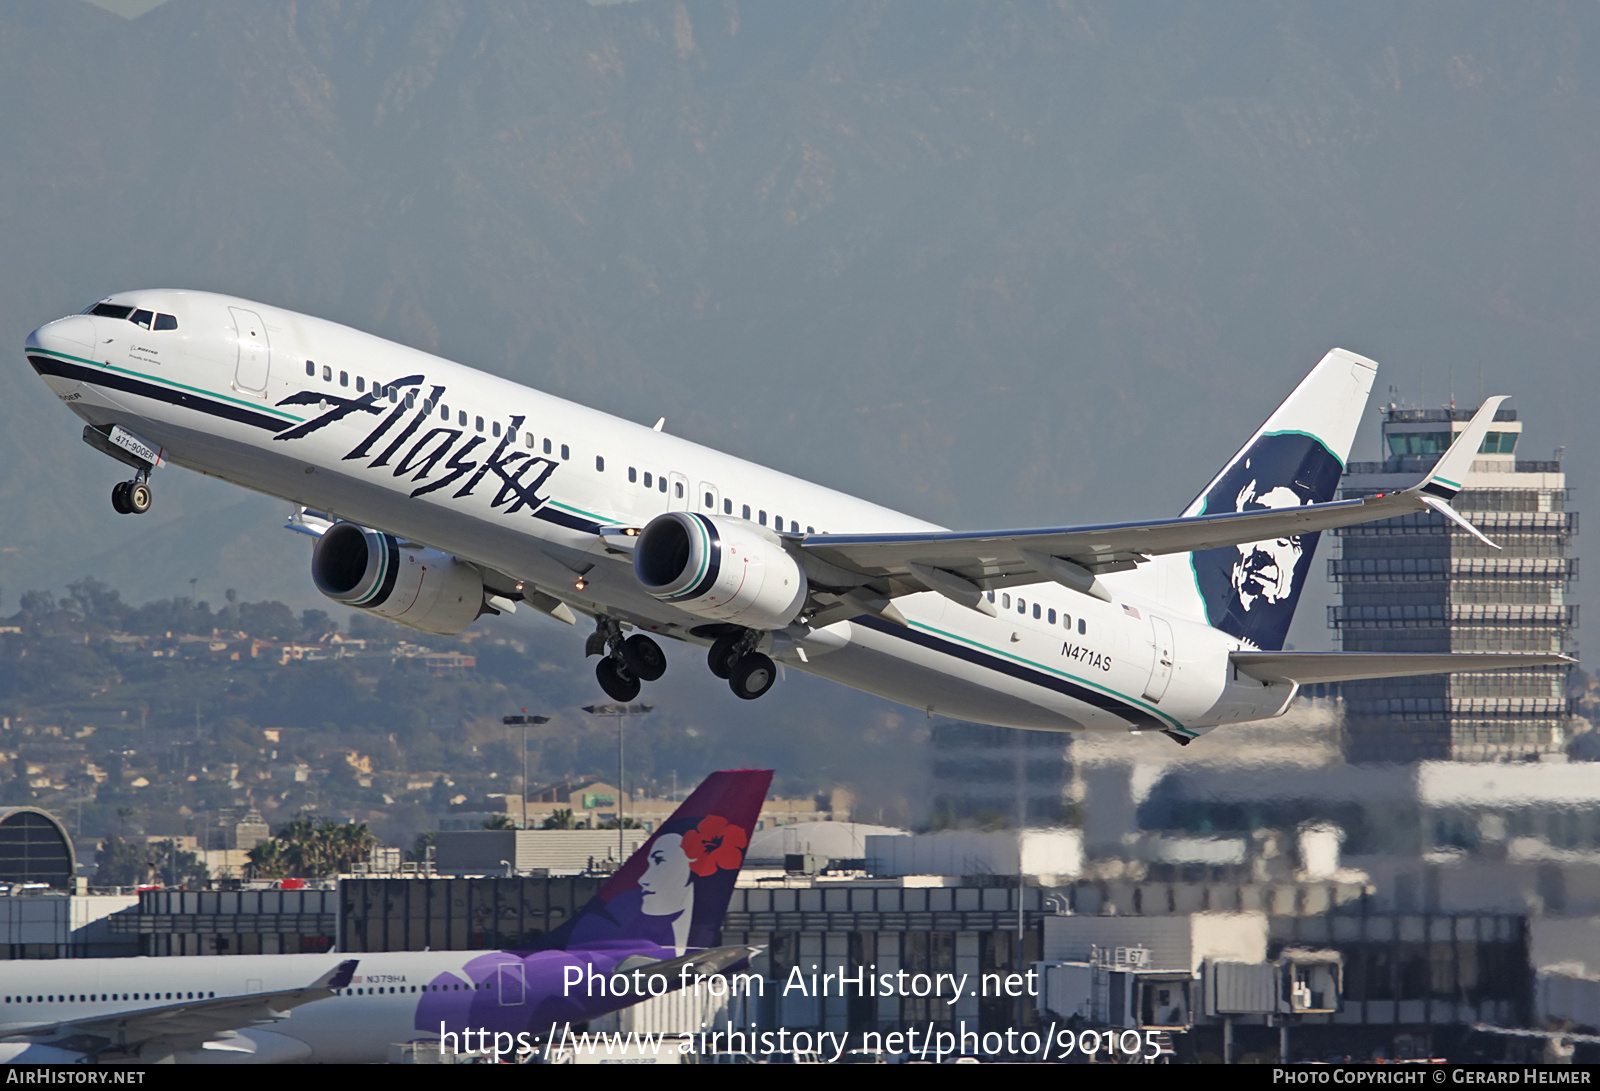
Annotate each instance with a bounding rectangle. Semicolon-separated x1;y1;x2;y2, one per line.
534;769;773;953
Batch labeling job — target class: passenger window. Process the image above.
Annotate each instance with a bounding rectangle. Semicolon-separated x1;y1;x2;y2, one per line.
475;416;484;432
406;392;416;409
806;525;814;534
130;309;154;329
154;313;177;331
987;591;995;603
675;482;684;498
458;410;467;427
356;377;366;393
1048;608;1056;624
440;404;449;419
543;438;552;455
1018;598;1026;614
657;475;666;492
492;421;501;437
791;520;800;533
1002;594;1011;609
389;387;398;403
1078;618;1087;634
704;492;714;508
1033;603;1042;619
524;433;535;449
595;455;604;471
339;371;349;387
1063;614;1071;629
742;504;751;520
758;510;767;526
644;472;653;488
775;514;783;530
561;444;569;460
305;361;314;377
629;468;638;483
725;500;733;514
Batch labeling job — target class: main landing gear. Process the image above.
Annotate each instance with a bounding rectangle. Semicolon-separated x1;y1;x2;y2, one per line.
587;616;667;702
110;476;152;515
707;629;777;701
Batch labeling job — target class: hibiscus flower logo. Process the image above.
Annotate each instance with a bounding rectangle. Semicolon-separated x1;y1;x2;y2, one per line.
681;815;748;877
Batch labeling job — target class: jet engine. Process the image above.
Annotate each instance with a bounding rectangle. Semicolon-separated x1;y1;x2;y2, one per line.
311;521;486;636
634;512;807;630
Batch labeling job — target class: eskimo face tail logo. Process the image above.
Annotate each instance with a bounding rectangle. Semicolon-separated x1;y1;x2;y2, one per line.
1191;432;1343;651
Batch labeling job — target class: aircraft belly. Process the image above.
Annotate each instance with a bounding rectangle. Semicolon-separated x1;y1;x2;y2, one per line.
799;622;1092;731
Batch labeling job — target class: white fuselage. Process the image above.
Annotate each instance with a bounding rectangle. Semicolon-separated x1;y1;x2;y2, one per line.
0;948;609;1064
25;290;1294;741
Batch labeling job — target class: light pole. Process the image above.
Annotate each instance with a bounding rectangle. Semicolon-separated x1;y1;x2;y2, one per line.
581;702;653;861
501;712;550;829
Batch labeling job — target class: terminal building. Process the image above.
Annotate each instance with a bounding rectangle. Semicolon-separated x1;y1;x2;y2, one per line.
1331;403;1577;763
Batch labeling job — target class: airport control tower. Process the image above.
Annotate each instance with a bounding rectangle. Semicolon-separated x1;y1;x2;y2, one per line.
1331;404;1577;763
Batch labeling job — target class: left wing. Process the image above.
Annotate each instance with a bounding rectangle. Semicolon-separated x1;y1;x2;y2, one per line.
0;959;357;1062
797;398;1506;615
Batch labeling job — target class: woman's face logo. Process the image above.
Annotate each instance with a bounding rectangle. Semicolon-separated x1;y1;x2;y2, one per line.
638;833;694;917
1230;480;1306;612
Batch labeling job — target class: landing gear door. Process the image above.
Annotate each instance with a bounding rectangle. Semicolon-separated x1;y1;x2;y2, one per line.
230;306;271;395
1143;615;1175;703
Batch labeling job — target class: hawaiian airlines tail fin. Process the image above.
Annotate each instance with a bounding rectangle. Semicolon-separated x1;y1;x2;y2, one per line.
535;769;772;954
1153;349;1377;650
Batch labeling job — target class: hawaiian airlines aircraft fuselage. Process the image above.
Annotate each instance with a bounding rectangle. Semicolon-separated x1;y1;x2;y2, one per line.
24;291;1565;745
0;770;769;1063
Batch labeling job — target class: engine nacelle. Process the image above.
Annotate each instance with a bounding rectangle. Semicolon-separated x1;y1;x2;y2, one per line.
634;512;807;630
311;521;486;636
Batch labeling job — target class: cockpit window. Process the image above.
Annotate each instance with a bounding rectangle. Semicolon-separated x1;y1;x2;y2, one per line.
85;302;178;330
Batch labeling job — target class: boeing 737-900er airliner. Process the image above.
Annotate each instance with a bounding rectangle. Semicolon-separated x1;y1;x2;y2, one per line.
25;291;1569;745
0;768;769;1063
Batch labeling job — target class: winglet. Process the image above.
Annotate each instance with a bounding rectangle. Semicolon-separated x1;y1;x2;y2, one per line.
316;959;359;991
1402;396;1507;548
1412;396;1507;501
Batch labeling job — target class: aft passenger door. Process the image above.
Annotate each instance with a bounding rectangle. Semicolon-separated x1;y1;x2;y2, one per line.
229;306;271;395
1142;615;1175;703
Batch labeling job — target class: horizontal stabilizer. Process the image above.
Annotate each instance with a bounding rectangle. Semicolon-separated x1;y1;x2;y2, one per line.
1232;651;1574;686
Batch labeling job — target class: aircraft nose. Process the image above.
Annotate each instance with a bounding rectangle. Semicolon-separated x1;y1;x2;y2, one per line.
25;314;95;357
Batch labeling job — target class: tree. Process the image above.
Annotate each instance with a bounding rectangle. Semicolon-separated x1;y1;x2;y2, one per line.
268;816;377;878
482;814;516;830
246;839;288;880
406;831;435;864
541;808;577;830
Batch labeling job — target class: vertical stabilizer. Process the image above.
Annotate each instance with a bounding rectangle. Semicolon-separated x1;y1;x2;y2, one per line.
1157;348;1377;650
534;769;772;954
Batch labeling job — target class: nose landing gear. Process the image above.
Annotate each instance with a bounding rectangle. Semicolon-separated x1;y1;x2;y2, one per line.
111;479;152;515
